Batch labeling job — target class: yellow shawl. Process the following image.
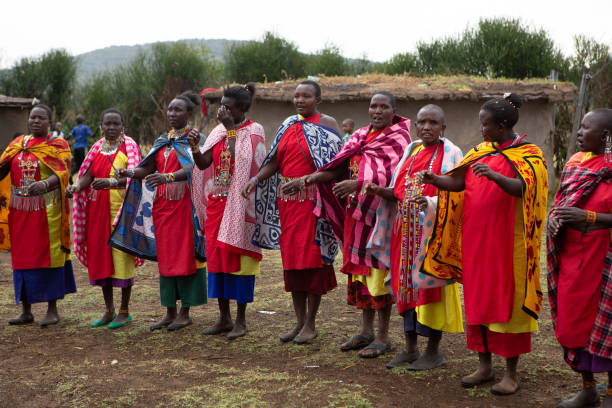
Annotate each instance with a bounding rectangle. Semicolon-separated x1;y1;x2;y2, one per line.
0;135;72;252
423;140;548;319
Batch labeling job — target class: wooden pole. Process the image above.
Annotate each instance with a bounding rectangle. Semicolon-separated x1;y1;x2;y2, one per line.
566;66;591;161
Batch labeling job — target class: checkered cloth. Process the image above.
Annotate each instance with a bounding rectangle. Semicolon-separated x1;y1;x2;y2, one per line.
547;163;612;365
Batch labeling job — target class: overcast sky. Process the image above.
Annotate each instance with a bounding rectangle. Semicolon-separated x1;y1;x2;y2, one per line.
1;0;610;69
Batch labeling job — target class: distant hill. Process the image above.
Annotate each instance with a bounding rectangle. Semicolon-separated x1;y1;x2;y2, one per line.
75;38;246;82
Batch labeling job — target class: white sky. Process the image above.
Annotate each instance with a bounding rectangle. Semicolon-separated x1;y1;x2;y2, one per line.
1;0;610;69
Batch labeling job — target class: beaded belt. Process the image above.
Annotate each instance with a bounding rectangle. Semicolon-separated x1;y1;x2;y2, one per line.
156;181;187;201
10;186;59;211
277;175;316;202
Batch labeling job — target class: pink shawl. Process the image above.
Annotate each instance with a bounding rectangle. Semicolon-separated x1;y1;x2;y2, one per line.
191;121;266;255
72;134;143;267
314;115;411;268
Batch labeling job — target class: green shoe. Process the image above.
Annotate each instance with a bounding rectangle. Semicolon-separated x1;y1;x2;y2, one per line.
91;313;117;328
108;314;132;329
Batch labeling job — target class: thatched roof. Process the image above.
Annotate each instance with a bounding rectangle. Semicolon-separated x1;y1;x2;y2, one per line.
0;95;35;108
202;74;575;103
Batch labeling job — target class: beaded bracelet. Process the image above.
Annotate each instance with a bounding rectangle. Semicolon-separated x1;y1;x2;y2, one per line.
250;176;258;183
126;169;135;178
226;129;237;139
191;145;200;153
41;180;49;191
109;178;119;187
586;210;597;223
166;172;176;183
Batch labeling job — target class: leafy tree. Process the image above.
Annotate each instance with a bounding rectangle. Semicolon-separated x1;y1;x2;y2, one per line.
79;42;221;144
381;52;421;75
224;32;306;82
0;49;76;118
306;44;348;76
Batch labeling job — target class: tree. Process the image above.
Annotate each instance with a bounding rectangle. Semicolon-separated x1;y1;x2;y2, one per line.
0;49;76;118
306;44;348;76
381;52;421;75
80;41;221;144
224;32;306;83
416;18;567;79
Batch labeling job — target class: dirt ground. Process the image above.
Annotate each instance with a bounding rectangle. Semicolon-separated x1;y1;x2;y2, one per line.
0;249;606;408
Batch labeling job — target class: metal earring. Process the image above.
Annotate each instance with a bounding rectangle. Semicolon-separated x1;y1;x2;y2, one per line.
605;132;612;164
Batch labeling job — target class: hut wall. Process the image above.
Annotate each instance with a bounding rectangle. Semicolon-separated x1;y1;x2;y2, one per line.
247;99;555;188
0;107;30;150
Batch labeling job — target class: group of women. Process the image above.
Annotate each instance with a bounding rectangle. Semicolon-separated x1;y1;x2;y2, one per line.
1;78;611;406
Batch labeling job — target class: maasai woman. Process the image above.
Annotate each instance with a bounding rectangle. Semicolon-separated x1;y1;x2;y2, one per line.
364;104;463;369
67;109;142;329
242;80;342;344
306;91;411;358
112;91;206;332
189;84;265;340
548;109;612;408
0;104;75;326
418;93;547;395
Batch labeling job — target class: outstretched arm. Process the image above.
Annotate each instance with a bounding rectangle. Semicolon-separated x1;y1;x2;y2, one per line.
241;154;279;198
418;166;467;192
471;163;523;197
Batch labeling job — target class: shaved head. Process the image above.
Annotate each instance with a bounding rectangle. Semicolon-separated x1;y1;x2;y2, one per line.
417;104;445;124
589;108;612;132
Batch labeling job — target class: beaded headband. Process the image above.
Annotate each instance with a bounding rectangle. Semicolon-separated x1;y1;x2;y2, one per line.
503;92;519;110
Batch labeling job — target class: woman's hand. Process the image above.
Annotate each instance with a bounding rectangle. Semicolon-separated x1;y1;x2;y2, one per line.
217;106;235;130
409;195;428;207
242;179;257;198
91;178;112;190
556;207;588;224
416;170;437;185
116;168;129;178
27;180;47;196
65;184;79;198
471;163;499;181
280;178;305;195
547;216;563;237
187;129;200;149
361;182;379;196
332;180;358;199
144;173;167;188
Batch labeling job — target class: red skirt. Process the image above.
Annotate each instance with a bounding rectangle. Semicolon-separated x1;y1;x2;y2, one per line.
466;325;531;358
284;266;336;295
277;198;324;270
347;278;393;310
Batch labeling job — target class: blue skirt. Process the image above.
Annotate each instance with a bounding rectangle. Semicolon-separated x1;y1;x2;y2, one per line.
13;260;77;304
208;273;255;303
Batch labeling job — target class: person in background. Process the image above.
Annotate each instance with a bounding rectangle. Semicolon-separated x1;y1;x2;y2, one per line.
342;118;355;143
547;109;612;408
69;115;92;181
52;122;65;139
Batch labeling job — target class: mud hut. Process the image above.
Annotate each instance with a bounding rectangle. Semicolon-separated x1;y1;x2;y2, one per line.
202;75;576;188
0;96;34;150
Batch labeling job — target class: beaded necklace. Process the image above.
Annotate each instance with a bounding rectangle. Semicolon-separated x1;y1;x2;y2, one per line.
100;135;124;156
398;141;439;305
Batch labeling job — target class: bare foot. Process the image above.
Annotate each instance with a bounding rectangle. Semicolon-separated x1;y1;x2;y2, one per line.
201;319;233;335
461;367;494;388
558;388;600;408
280;324;303;343
491;374;520;395
293;324;317;344
227;322;247;340
8;313;34;325
150;314;175;331
40;310;60;327
407;352;447;371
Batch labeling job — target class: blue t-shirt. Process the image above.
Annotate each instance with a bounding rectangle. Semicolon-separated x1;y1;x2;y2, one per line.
70;124;92;149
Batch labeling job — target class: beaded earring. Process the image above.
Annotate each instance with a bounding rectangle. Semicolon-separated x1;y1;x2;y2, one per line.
605;132;612;164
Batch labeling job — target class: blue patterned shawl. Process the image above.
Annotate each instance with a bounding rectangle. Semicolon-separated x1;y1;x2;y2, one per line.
252;115;342;263
109;133;206;261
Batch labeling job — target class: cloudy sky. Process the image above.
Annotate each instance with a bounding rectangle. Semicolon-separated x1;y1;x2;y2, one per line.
1;0;610;68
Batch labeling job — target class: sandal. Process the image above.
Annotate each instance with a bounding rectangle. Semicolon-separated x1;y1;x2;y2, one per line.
340;334;375;351
359;342;392;358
